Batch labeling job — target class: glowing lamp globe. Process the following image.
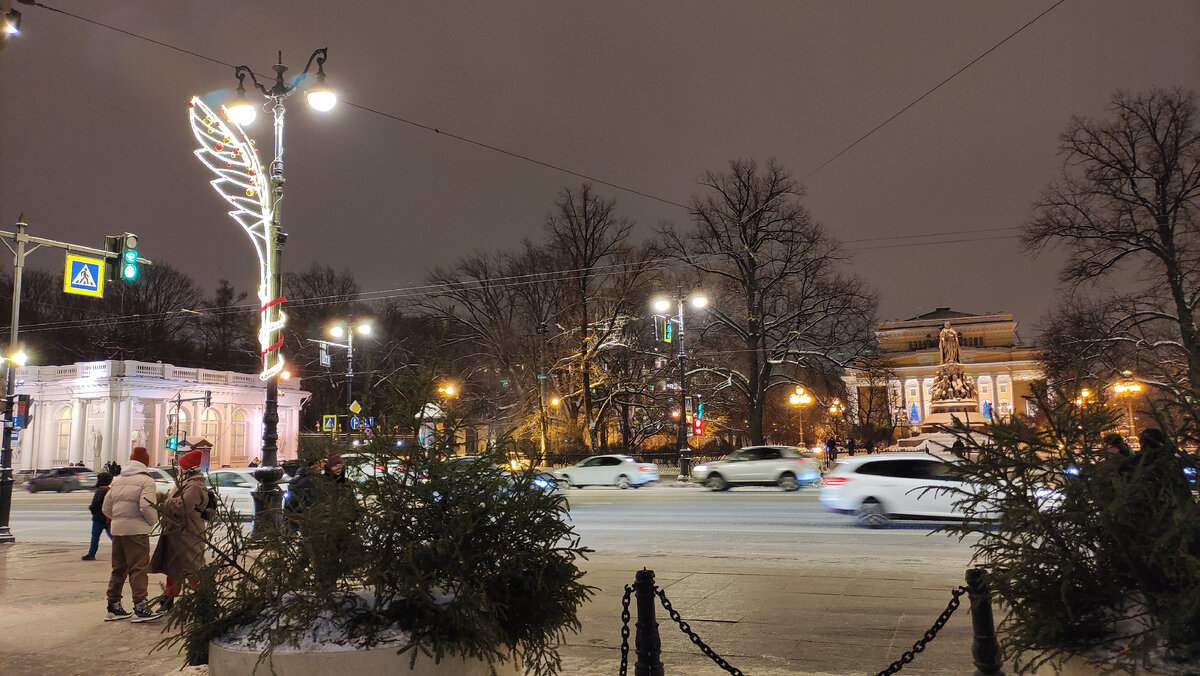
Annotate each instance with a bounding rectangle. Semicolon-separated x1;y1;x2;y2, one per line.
227;101;257;126
357;323;372;335
306;87;337;112
329;325;345;338
690;295;709;309
652;298;671;313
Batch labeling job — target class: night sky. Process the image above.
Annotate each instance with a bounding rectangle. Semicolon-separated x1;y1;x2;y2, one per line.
2;1;1198;338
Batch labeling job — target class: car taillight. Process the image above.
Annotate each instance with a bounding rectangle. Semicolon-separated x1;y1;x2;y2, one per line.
822;477;848;486
638;465;654;472
77;475;87;481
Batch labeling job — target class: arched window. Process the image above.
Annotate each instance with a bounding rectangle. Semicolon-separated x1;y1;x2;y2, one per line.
201;408;220;441
56;407;73;464
231;409;248;462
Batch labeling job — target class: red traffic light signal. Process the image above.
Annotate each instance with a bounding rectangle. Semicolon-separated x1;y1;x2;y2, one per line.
692;418;704;436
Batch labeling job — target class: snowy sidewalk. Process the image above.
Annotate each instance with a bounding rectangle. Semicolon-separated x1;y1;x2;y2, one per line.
0;543;987;675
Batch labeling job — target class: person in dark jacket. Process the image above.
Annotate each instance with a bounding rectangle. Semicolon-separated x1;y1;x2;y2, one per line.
82;472;113;561
283;455;326;530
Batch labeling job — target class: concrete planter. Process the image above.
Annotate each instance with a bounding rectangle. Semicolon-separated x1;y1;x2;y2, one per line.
208;641;522;676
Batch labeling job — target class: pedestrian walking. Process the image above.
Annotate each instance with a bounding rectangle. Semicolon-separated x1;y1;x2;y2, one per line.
82;472;113;561
101;446;162;623
151;449;208;613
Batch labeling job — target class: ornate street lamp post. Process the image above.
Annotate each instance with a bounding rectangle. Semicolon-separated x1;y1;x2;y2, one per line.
1112;372;1142;441
651;287;708;480
789;386;813;447
188;49;336;530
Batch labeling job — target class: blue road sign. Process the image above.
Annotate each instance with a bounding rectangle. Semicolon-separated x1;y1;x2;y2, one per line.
321;415;337;432
349;416;375;430
63;254;105;297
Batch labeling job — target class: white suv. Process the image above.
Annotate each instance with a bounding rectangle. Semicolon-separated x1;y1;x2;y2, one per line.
692;446;821;492
819;452;976;527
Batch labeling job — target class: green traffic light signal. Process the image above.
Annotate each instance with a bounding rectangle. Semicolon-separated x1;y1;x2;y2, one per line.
166;436;178;451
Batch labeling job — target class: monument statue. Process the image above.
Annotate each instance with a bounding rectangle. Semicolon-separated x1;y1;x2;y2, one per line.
939;321;961;364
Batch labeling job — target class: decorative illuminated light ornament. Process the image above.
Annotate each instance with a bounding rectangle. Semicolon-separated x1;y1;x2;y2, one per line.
188;96;285;380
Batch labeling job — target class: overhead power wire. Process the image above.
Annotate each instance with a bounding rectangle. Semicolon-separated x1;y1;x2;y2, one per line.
14;225;1024;334
804;0;1068;179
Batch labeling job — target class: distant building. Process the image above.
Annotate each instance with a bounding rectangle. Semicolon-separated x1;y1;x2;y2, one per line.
844;308;1042;438
12;360;309;471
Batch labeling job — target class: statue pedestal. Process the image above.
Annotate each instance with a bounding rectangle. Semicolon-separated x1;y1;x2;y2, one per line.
920;399;987;434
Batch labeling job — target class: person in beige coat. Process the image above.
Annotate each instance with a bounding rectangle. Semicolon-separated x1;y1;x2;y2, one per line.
151;449;208;611
101;447;162;622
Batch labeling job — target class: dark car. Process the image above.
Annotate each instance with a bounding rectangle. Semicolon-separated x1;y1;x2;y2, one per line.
26;466;98;493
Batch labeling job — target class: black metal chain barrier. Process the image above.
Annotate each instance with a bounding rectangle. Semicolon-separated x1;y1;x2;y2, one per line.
656;588;746;676
618;584;633;676
872;585;968;676
619;568;1000;676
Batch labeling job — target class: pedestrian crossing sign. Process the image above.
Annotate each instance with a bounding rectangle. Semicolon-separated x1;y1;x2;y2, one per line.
63;254;105;297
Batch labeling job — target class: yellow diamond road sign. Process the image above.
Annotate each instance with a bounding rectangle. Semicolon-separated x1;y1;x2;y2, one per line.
64;254;105;297
349;400;362;415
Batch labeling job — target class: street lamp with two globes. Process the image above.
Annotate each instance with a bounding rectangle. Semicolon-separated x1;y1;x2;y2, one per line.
650;288;709;479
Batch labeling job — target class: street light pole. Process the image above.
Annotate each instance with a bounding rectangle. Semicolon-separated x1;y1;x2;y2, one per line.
190;48;335;530
674;287;690;479
653;287;708;481
0;218;26;544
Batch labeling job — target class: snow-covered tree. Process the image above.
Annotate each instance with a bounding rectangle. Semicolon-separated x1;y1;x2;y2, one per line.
660;158;877;445
1026;88;1200;400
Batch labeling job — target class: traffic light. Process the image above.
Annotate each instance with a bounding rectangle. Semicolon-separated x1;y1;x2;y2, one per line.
692;417;704;437
166;436;178;452
119;233;139;282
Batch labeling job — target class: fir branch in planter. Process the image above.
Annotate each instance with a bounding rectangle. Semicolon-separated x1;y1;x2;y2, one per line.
938;381;1200;674
157;436;595;675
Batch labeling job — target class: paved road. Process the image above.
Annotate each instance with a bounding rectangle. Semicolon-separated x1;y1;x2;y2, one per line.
8;484;975;562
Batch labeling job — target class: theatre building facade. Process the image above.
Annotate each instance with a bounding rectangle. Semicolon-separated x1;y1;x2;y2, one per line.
844;308;1042;436
12;360;309;471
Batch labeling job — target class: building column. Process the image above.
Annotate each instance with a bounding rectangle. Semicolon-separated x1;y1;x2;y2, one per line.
68;398;86;464
100;397;116;465
158;399;172;465
115;397;133;460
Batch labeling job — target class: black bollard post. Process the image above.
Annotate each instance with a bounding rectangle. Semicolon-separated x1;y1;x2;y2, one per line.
966;568;1005;676
634;568;664;676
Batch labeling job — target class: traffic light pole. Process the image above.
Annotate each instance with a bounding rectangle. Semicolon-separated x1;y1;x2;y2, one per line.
674;287;691;482
0;216;151;543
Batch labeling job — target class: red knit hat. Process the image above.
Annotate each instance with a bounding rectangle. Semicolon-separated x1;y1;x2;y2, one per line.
130;447;150;466
178;449;203;471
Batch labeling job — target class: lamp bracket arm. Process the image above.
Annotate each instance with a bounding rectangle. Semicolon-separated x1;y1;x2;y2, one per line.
234;66;270;98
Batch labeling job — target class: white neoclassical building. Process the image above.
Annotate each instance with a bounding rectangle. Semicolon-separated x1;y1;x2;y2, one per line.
12;360;309;471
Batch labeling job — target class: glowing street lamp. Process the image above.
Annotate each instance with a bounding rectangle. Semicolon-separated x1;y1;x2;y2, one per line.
189;47;336;528
1112;372;1142;438
650;287;709;480
789;385;813;446
327;319;372;411
828;398;846;443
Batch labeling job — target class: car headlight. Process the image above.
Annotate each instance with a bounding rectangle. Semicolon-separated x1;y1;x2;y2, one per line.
694;464;707;472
